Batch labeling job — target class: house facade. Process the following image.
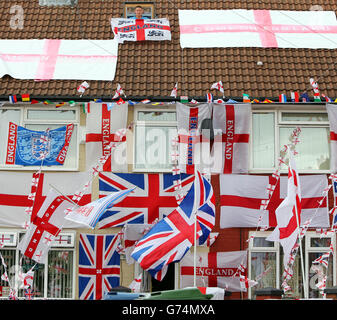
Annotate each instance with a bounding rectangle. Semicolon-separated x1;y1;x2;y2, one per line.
0;0;336;300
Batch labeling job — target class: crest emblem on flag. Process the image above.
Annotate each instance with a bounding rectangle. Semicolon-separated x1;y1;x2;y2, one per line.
78;234;121;300
6;122;74;166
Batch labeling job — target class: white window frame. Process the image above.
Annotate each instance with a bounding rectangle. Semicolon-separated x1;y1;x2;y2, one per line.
0;104;81;171
0;229;76;299
250;104;330;174
132;104;177;173
248;230;336;299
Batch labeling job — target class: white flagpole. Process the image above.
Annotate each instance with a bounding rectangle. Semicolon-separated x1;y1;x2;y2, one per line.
193;171;198;287
49;184;80;207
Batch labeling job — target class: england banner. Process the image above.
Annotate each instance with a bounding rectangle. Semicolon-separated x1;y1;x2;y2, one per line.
85;103;128;172
111;18;171;43
0;171;91;228
0;39;118;81
5;122;74;166
17;189;72;263
212;104;251;174
179;10;337;49
98;172;194;228
176;102;212;174
78;234;120;300
220;174;329;228
180;251;247;292
326;103;337;173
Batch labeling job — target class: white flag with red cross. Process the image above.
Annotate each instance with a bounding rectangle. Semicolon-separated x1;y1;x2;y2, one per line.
219;174;329;229
266;154;302;267
0;171;91;228
180;250;247;292
85;103;128;172
211;104;251;174
17;189;73;263
179;10;337;49
176;102;212;174
326;104;337;173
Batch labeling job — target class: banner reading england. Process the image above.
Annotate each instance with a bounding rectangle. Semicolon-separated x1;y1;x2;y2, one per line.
6;122;74;166
111;18;171;43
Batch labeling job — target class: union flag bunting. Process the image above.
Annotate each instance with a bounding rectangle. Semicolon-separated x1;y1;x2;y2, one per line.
176;102;212;174
219;174;329;229
97;172;194;228
17;189;73;263
0;171;91;228
180;251;247;292
85;103;128;172
78;233;121;300
212;104;251;174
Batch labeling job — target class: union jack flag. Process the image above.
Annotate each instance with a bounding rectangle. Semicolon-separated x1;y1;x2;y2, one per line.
131;172;215;280
97;172;194;228
78;234;120;300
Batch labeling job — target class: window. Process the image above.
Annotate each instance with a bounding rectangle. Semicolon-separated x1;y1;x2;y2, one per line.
248;231;335;299
252;106;330;172
124;2;154;19
39;0;77;6
133;106;177;172
0;230;76;299
0;105;80;171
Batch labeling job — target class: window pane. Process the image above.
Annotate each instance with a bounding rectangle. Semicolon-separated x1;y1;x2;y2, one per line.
282;113;328;122
27;110;76;120
138;111;176;121
310;238;331;248
134;126;177;170
309;252;333;298
250;252;277;298
48;251;73;298
0;249;16;296
253;237;275;248
279;127;330;170
252;113;275;168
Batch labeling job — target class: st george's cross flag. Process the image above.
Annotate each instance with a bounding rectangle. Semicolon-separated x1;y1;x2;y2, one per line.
178;10;337;49
65;188;135;229
111;18;171;43
131;171;215;280
85;103;128;172
5;122;74;166
78;233;120;300
17;189;73;263
219;174;329;229
0;171;91;228
326;104;337;173
97;172;194;228
176;102;212;174
211;104;251;174
0;39;119;81
180;250;247;292
266;154;302;267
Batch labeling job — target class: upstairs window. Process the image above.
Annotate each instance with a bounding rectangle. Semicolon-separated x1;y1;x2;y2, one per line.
124;2;154;19
39;0;77;6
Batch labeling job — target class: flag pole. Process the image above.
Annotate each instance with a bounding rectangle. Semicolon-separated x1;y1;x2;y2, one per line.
193;171;198;287
49;184;80;207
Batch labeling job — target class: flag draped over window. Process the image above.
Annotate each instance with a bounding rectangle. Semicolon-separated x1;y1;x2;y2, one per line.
85;103;128;172
78;233;121;300
97;172;194;228
131;171;215;281
219;174;329;229
212;104;251;174
5;122;74;166
180;250;247;292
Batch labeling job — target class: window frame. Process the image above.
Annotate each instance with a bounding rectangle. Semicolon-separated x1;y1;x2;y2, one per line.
248;230;336;299
250;104;330;174
132;104;177;173
0;104;81;172
0;228;76;299
123;2;155;19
